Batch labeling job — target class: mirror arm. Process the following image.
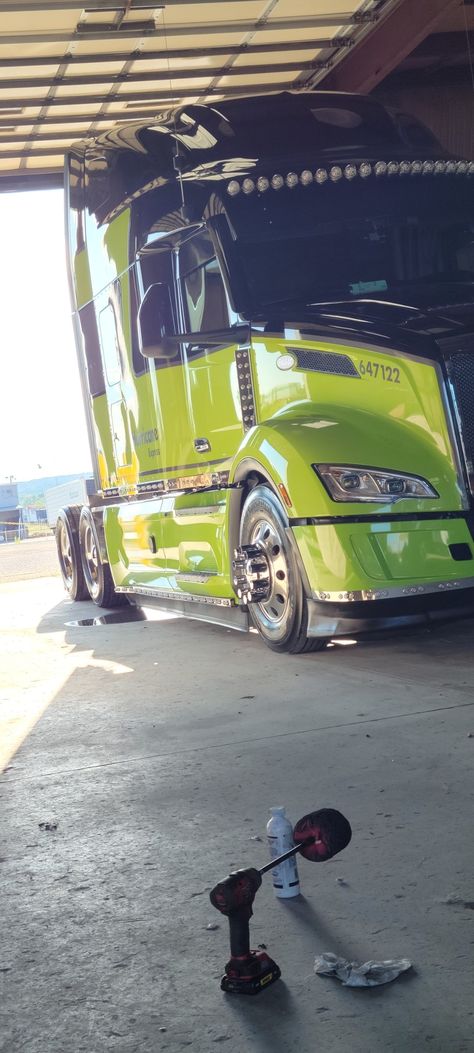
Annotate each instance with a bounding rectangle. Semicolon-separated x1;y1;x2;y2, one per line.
167;324;250;347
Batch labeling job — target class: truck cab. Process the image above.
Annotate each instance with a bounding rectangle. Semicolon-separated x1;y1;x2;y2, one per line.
58;90;474;653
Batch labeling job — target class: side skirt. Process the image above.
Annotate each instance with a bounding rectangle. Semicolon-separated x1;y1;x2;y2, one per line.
117;586;249;632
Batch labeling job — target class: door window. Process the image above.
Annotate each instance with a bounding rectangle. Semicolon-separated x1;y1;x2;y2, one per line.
180;234;230;335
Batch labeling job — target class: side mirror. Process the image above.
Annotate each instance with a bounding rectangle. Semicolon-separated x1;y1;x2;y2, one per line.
164;325;250;348
137;283;177;359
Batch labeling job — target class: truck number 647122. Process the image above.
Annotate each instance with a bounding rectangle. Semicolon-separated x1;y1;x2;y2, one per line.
359;360;400;383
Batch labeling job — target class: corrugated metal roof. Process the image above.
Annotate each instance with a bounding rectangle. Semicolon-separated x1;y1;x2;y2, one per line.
0;0;398;188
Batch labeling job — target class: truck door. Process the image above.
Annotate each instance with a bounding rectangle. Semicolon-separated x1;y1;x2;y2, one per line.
134;242;193;478
96;282;134;484
178;230;243;466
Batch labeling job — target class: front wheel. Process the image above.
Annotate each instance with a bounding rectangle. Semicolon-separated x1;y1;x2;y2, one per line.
79;508;128;608
237;485;327;654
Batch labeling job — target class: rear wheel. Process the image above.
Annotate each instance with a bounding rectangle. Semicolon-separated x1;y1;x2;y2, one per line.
55;508;89;601
79;508;128;608
237;485;327;654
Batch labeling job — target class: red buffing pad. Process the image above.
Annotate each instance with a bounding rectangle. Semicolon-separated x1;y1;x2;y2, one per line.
293;808;352;861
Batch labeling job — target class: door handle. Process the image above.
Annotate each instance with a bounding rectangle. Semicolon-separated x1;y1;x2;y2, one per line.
194;437;211;453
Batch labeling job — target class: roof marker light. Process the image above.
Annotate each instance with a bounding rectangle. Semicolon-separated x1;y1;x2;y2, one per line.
410;160;423;175
359;162;372;178
344;164;357;180
468;162;474;176
434;160;446;174
285;171;299;188
457;161;468;174
257;175;269;192
315;167;328;184
227;179;240;196
387;161;399;175
374;161;387;176
271;173;284;189
422;160;435;174
242;178;255;194
445;160;457;174
329;165;342;182
300;169;313;185
399;161;411;175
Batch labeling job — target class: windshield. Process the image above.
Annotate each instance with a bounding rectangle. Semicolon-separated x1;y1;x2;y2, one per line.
223;176;474;315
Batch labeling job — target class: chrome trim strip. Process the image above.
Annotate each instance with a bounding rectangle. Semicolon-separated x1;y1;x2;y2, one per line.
174;506;223;518
290;511;466;526
102;470;231;502
313;576;474;603
175;572;216;583
140;456;229;476
116;585;233;607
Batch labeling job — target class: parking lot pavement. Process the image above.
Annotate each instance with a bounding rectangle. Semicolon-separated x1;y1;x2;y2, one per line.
0;534;59;583
1;576;474;1053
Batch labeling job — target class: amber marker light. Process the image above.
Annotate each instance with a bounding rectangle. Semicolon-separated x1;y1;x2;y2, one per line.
278;483;292;508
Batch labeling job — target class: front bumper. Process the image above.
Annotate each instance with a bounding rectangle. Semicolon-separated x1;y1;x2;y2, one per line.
306;587;474;638
291;514;474;636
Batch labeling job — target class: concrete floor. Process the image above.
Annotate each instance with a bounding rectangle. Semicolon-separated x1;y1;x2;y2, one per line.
1;569;474;1053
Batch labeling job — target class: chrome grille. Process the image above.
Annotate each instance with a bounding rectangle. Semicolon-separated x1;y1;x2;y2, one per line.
444;347;474;493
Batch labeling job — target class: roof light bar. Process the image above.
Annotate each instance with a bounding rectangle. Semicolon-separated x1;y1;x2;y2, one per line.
226;160;474;196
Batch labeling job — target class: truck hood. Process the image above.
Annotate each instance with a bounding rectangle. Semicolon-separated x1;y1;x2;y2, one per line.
261;282;474;360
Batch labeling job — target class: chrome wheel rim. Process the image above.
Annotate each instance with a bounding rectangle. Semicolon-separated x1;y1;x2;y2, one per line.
58;521;73;587
249;517;290;626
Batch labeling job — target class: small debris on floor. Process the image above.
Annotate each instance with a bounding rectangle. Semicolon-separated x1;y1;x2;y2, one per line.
249;835;262;842
38;821;57;832
257;943;267;950
205;923;219;930
314;952;412;988
440;894;474;909
336;877;348;886
240;695;255;700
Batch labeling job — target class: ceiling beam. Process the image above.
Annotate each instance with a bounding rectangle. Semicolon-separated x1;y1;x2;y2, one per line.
0;71;326;115
2;37;353;69
0;58;332;93
0;0;357;7
318;0;463;93
0;16;360;47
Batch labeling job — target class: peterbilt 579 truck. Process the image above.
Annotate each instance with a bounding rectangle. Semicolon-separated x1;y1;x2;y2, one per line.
56;89;474;653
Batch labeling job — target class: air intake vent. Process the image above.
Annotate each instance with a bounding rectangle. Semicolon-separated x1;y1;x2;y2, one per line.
287;347;360;377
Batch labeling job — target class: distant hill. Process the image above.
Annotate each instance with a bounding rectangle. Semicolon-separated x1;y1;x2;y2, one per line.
17;473;91;508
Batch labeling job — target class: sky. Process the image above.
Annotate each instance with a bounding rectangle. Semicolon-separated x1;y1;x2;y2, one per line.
0;188;92;483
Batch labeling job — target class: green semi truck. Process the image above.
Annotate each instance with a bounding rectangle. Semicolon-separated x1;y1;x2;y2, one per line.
56;90;474;653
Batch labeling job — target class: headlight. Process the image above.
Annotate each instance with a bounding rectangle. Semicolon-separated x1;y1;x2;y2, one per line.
313;464;439;502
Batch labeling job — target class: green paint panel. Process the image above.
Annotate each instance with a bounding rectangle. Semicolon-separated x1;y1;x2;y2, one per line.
293;517;474;595
104;491;232;598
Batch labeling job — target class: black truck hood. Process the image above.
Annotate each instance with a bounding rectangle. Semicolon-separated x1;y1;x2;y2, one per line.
262;283;474;360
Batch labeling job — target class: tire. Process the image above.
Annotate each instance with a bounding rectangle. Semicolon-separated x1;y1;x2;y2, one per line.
79;507;128;608
239;485;327;654
55;508;89;601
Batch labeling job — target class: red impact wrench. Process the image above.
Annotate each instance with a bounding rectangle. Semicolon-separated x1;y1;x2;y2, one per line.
210;808;352;994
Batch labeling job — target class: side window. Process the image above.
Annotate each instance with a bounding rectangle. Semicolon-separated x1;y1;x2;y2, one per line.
180;234;230;334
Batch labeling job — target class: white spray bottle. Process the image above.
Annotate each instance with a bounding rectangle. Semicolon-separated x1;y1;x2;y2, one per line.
266;806;300;898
